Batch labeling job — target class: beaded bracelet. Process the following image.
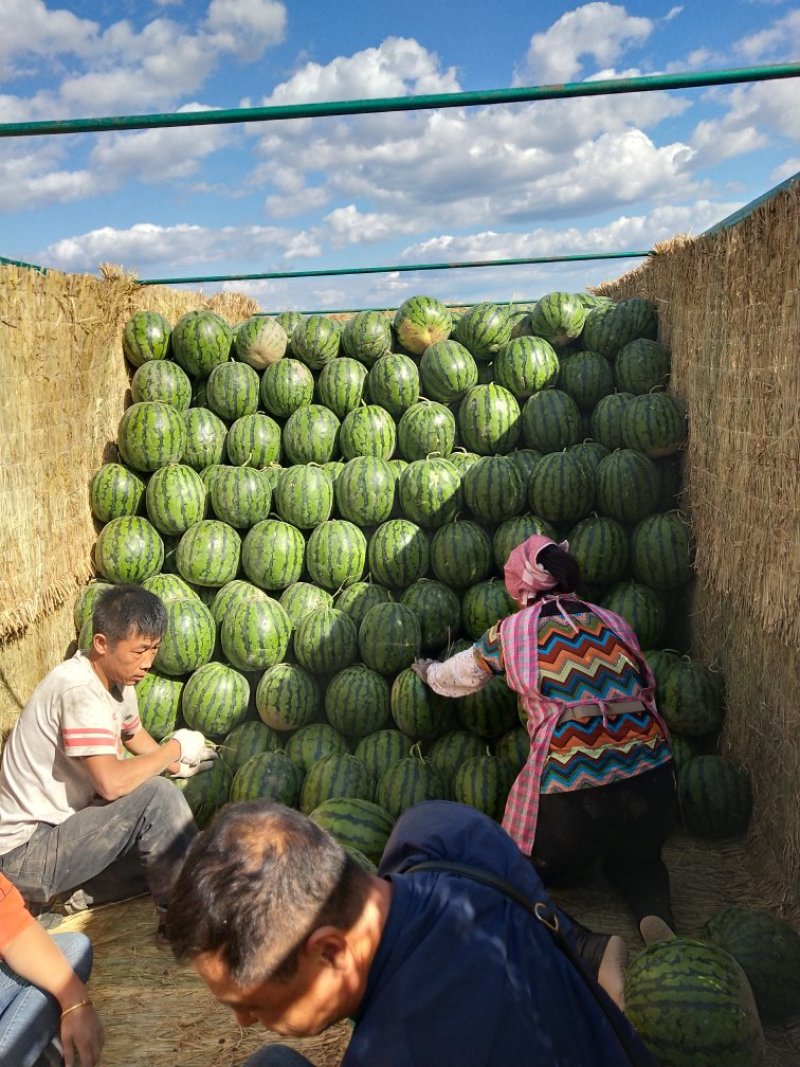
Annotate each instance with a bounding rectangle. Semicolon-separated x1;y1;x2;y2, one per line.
60;999;92;1020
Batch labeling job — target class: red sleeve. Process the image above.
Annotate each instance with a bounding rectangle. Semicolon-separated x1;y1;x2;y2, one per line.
0;874;35;955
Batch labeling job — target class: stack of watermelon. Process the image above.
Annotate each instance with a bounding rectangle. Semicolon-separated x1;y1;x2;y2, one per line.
74;292;753;856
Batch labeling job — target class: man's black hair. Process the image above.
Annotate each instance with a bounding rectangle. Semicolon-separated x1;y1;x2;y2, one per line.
92;584;167;644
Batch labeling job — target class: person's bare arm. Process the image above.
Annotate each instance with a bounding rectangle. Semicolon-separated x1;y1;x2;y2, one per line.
82;738;181;800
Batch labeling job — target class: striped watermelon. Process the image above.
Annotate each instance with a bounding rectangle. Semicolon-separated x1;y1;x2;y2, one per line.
452;754;514;820
305;519;367;591
492;514;558;571
135;670;184;740
231;751;304;806
275;311;305;351
181;407;228;470
621;392;687;458
393;296;452;356
342;311;393;366
494;336;560;400
174;757;232;830
581;298;657;358
359;602;421;675
316;357;367;420
308;797;395;865
260;358;315;417
390;668;458;741
566;515;630;585
589;392;635;451
274;465;333;530
398;458;461;529
461;578;517;639
283;404;341;465
494;725;530;776
526;292;586;347
175;519;241;587
181;661;251;737
400;578;461;654
299;753;375;814
631;512;693;590
205;361;261;422
376;756;448;818
595;449;660;525
73;581;113;633
603;580;666;648
506;446;543;484
145;463;206;536
293;607;359;675
558;350;615;411
278;582;333;628
339;404;397;461
131;360;192;411
625;937;763;1067
334;581;392;629
218;720;284;776
171;310;233;378
291;315;341;370
209;465;272;529
655;455;683;513
527;450;595;525
284;723;349;774
242;519;305;591
462;454;525;523
457;384;521;455
89;463;145;523
325;665;392;738
614;338;670;394
256;662;320;732
209;579;268;625
397;400;456;461
428;730;486;787
226;413;282;468
659;659;724;737
520;389;582;453
122;310;171;367
334;457;396;527
367;520;430;589
568;440;610;479
141;573;198;604
454;302;512;361
430;520;493;589
366;354;420;418
117;401;187;472
354;730;413;783
233;315;288;370
219;596;292;672
94;516;164;584
154;597;216;677
459;674;519;740
419;340;478;403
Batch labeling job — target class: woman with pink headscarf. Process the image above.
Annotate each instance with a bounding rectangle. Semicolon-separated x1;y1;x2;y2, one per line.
413;534;677;950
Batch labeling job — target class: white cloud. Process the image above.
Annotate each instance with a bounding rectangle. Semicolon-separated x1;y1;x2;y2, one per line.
735;9;800;61
0;0;98;78
690;79;800;167
770;157;800;184
204;0;287;60
515;2;654;85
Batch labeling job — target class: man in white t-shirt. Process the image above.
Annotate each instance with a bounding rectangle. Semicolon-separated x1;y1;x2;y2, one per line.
0;585;214;938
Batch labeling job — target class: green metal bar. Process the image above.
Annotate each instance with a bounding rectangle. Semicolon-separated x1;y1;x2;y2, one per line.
1;64;798;139
702;169;800;235
0;254;48;273
138;250;652;287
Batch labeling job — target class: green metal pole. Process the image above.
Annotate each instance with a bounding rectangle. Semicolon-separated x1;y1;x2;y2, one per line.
1;64;798;139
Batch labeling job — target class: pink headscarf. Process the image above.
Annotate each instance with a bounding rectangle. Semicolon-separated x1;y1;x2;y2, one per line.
503;534;570;606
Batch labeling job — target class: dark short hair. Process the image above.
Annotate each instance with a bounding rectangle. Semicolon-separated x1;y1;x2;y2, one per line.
538;543;582;595
92;585;167;643
166;801;371;986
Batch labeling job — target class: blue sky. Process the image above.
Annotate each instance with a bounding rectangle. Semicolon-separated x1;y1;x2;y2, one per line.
1;0;799;311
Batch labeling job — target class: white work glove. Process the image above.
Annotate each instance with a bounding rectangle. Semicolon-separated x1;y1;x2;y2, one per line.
411;658;435;684
167;728;210;766
170;744;219;779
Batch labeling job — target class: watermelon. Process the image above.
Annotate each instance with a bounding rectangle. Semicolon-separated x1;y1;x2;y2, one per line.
209;579;268;626
291;314;340;370
293;607;359;675
122;310;171;367
462;454;525;523
419;340;478;403
174;757;232;829
494;725;530;776
458;384;521;455
603;580;666;648
205;361;260;422
568;440;610;479
175;519;241;587
316;357;368;422
366;354;419;417
299;753;375;814
397;400;456;461
400;577;461;655
218;593;292;674
256;663;320;732
359;602;421;675
621;392;687;458
325;665;392;738
398;458;462;530
393;296;452;355
390;668;458;741
430;520;493;589
367;520;430;589
558;350;615;411
234;315;288;370
209;465;272;529
492;514;558;571
171;310;233;378
334;581;392;629
89;463;146;523
631;512;693;590
342;311;393;366
117;401;187;473
614;338;670;395
94;516;164;584
452;755;514;820
428;730;486;787
73;581;113;633
526;291;586;347
278;581;333;627
273;464;333;530
145;463;206;536
334;457;396;527
283;404;341;465
566;515;630;586
135;670;184;740
181;407;228;470
581;299;657;358
275;311;305;351
218;720;284;776
154;597;216;677
527;450;595;525
231;751;304;806
459;674;519;740
181;661;250;737
284;723;349;774
659;659;725;737
260;358;315;417
655;455;684;513
306;520;367;591
376;756;448;818
241;519;303;592
461;579;517;639
589;392;635;451
309;797;395;865
454;302;512;361
339;404;397;461
595;449;660;525
354;730;413;783
226;413;282;468
141;573;198;603
131;359;192;411
493;336;560;399
520;389;582;453
624;937;764;1067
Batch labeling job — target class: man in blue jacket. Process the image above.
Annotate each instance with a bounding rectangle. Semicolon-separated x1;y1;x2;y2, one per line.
167;799;652;1066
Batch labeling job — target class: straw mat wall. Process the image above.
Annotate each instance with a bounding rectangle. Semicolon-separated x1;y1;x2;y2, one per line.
0;264;257;731
595;179;800;914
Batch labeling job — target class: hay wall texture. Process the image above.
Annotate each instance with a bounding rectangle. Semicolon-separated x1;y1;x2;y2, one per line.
0;265;257;726
595;179;800;913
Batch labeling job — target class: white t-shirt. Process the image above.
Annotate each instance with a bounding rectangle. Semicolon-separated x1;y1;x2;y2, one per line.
0;651;141;854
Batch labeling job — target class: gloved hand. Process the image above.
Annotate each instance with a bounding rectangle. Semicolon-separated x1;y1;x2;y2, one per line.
170;743;218;779
167;728;210;766
411;658;435;684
